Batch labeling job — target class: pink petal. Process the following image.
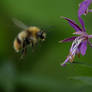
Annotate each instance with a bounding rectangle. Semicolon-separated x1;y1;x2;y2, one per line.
88;9;92;12
79;40;87;56
60;36;77;43
73;31;83;35
88;35;92;38
61;57;69;66
61;16;82;32
88;40;92;48
78;0;92;16
78;16;86;32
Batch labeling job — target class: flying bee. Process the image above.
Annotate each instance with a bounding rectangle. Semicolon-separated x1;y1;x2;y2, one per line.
13;18;46;57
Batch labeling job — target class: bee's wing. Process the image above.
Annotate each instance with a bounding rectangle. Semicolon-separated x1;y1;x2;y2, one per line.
12;18;28;30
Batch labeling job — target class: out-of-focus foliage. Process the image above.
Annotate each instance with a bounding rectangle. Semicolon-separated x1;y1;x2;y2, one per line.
0;0;92;92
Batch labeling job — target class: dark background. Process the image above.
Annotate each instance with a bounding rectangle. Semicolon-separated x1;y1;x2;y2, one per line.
0;0;92;92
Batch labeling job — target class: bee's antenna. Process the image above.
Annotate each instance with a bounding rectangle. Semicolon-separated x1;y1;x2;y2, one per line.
40;25;55;33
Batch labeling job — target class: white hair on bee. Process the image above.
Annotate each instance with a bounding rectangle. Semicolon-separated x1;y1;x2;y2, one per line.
18;31;27;42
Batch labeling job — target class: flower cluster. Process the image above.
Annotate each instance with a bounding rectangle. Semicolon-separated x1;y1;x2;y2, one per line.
60;0;92;66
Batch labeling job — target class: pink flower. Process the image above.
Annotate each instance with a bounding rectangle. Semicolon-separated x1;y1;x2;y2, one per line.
60;17;92;66
78;0;92;16
78;0;92;32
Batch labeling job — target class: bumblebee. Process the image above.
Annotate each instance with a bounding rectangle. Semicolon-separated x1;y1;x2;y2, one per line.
13;19;46;57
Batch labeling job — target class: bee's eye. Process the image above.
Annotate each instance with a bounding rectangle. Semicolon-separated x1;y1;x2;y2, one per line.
37;31;46;39
37;32;42;37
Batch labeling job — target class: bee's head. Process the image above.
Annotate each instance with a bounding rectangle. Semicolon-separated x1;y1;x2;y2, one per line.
37;31;46;41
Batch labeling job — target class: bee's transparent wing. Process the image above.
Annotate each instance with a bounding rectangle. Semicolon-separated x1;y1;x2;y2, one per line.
12;18;28;30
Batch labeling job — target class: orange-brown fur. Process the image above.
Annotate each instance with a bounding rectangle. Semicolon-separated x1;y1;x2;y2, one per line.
14;26;40;52
14;39;21;52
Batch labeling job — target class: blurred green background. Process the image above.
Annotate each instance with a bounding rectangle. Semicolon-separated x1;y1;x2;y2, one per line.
0;0;92;92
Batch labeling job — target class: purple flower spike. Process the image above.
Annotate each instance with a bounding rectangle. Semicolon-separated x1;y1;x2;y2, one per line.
78;0;92;32
78;16;86;32
59;36;76;43
61;57;69;66
61;16;82;32
78;0;92;16
88;40;92;48
60;17;92;66
79;40;87;56
88;9;92;12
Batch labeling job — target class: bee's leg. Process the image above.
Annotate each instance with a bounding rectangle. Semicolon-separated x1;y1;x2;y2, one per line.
20;40;27;58
31;41;34;47
20;47;27;59
30;38;37;52
31;41;35;53
22;47;27;55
